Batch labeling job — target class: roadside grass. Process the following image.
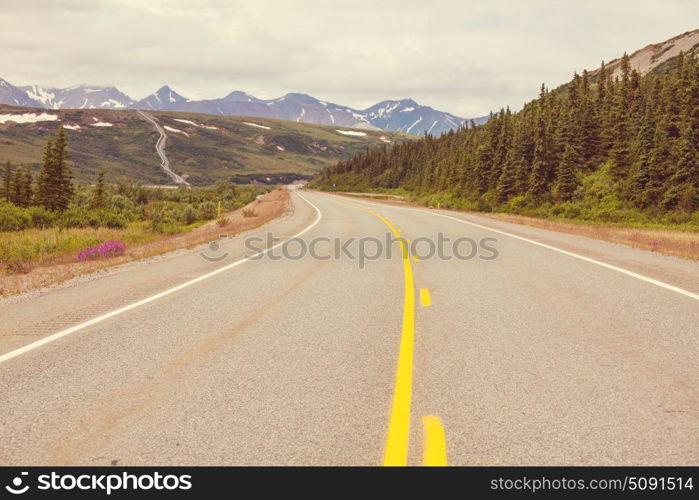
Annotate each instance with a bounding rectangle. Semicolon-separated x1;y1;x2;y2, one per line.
0;189;290;297
476;212;699;261
0;224;157;273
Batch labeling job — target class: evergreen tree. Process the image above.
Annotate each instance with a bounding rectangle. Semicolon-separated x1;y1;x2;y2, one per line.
662;124;698;210
19;169;33;207
52;128;73;211
527;100;552;199
554;144;579;202
632;104;656;205
496;149;517;203
93;169;106;208
36;138;54;209
643;122;670;207
36;128;74;211
2;161;12;202
12;169;23;206
609;106;631;182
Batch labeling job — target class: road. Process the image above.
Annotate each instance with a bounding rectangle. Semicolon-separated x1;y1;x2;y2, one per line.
137;110;190;186
0;191;697;466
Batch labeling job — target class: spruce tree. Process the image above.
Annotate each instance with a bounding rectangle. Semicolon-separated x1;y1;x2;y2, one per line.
528;103;552;199
36;138;55;210
609;106;631;182
12;170;22;206
662;124;697;210
36;128;74;211
554;144;579;202
632;104;656;205
496;149;517;203
643;122;669;207
2;161;12;202
93;169;106;208
20;169;33;207
52;127;73;211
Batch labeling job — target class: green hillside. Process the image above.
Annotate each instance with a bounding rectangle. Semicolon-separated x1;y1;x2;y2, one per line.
0;106;411;186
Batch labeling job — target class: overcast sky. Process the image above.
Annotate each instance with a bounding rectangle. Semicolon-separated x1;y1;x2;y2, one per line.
1;0;697;117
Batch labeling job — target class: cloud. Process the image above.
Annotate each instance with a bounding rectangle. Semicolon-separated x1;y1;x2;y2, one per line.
0;0;696;117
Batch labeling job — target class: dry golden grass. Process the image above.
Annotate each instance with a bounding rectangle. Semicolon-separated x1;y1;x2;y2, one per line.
477;213;699;261
0;189;290;297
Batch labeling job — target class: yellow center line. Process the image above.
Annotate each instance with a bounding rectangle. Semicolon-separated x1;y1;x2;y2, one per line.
420;288;431;307
330;198;416;466
422;415;448;466
365;208;415;466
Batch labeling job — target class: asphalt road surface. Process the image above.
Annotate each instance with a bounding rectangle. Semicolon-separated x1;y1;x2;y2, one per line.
0;191;697;466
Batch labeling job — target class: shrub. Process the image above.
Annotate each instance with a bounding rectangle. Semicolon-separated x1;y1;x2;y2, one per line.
180;205;197;225
26;206;56;229
216;216;229;227
0;203;32;231
96;210;127;228
549;202;581;219
242;207;258;218
502;195;530;214
197;201;216;220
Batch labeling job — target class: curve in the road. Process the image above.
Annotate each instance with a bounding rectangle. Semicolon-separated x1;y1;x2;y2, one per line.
137;110;190;186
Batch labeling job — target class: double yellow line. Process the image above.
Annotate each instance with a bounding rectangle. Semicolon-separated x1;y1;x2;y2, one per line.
334;199;446;466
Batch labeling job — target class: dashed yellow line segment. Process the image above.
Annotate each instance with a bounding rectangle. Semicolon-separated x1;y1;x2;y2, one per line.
422;415;448;466
420;288;431;307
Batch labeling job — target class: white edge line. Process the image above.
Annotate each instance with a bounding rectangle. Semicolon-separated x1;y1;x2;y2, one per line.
0;192;322;365
327;193;699;302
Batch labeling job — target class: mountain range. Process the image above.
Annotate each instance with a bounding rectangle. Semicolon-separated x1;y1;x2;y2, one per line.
0;78;486;136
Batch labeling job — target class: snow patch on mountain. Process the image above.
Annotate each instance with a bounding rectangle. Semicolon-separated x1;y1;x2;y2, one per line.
336;129;367;137
405;116;423;134
0;112;59;124
165;125;189;137
243;122;271;130
173;118;219;130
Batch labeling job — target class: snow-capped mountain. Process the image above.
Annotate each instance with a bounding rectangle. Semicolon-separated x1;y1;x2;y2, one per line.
0;78;41;107
161;91;378;129
365;99;469;135
0;77;480;135
20;84;134;109
162;92;479;133
133;85;189;110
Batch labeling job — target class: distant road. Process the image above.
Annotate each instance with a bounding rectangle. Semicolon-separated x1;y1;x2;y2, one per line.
0;191;697;465
137;110;190;186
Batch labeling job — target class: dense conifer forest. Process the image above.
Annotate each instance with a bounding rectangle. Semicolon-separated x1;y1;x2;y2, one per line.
315;52;699;226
